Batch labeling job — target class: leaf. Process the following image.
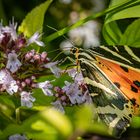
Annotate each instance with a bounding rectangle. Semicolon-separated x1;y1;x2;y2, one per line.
44;0;140;43
102;21;122;45
105;0;140;24
0;108;72;140
74;105;108;136
119;19;140;47
0;95;15;118
40;108;73;137
33;88;54;106
131;116;140;128
18;0;52;37
75;105;94;131
103;0;140;45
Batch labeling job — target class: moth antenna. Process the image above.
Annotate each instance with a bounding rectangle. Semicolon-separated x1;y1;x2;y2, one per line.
46;25;76;48
46;25;77;63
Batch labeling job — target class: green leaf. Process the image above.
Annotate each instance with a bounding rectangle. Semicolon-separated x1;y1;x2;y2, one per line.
33;88;54;106
102;21;122;45
75;105;94;131
105;0;140;24
119;19;140;47
40;108;73;137
131;116;140;128
18;0;53;37
103;0;140;45
0;95;15;119
0;108;73;140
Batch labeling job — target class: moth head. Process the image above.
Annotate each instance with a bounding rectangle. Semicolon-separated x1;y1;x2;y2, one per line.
70;47;79;54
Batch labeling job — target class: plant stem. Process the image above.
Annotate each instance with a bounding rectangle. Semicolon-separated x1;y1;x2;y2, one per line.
45;0;140;43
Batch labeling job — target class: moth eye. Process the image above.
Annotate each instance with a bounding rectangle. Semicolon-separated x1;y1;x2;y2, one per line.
71;47;78;54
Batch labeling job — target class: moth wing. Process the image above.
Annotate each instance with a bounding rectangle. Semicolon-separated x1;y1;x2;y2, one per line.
79;56;134;137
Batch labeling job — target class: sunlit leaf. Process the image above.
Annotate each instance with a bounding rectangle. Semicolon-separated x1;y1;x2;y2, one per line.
18;0;52;37
102;21;122;45
119;19;140;47
103;0;140;45
75;105;94;131
105;0;140;24
1;108;72;139
74;105;108;136
40;108;73;137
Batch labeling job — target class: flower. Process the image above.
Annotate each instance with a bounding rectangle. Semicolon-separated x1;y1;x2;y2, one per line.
68;69;84;84
0;33;4;43
6;51;22;73
6;80;18;95
62;81;84;104
8;18;18;41
21;91;35;108
0;69;8;84
44;61;61;77
82;90;92;104
27;32;45;46
51;100;65;114
0;69;18;95
0;19;17;41
8;134;27;140
37;81;53;96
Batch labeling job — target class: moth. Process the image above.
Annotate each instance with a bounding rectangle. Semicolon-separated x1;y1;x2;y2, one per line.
71;45;140;137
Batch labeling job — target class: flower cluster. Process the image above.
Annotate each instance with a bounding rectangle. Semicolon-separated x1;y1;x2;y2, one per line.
0;20;60;107
52;69;92;113
0;20;92;113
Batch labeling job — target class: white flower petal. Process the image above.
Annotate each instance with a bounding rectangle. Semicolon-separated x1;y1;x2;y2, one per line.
44;61;61;77
6;80;18;95
37;81;53;96
63;81;84;104
27;32;45;47
0;69;7;84
21;91;35;108
6;51;22;73
35;40;45;46
0;69;18;95
51;100;65;114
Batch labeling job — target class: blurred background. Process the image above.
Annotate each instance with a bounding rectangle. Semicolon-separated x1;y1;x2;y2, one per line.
0;0;109;56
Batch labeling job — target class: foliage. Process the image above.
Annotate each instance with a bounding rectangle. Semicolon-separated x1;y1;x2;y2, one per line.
0;0;140;140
